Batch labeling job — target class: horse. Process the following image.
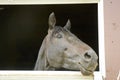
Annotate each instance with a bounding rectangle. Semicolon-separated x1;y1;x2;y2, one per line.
34;12;98;75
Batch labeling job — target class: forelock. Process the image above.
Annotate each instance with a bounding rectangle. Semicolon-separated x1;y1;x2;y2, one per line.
53;26;63;34
50;26;73;40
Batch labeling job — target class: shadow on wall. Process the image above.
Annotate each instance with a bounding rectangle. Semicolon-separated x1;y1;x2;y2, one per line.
0;4;98;70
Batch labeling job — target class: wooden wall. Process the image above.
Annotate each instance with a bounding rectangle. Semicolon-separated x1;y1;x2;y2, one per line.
104;0;120;80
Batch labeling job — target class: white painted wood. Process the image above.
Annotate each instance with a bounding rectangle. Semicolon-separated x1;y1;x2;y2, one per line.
0;0;99;4
98;0;106;79
0;71;93;80
0;71;105;80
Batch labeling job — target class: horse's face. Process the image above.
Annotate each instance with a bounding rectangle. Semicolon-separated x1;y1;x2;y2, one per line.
46;12;98;75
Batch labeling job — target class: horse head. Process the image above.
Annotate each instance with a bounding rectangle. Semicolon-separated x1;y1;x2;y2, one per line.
34;12;98;75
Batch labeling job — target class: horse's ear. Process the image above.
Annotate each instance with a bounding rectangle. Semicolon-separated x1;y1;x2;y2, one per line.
48;12;56;30
64;19;71;30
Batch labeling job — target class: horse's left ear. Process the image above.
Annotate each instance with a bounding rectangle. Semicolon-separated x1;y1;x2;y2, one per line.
64;19;71;30
48;12;56;30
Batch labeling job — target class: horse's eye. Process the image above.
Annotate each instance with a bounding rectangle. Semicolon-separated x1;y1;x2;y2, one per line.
56;34;62;38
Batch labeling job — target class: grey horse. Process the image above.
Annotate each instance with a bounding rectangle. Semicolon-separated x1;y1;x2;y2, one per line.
34;12;98;75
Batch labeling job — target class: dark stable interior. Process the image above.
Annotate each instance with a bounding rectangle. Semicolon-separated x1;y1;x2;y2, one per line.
0;4;99;70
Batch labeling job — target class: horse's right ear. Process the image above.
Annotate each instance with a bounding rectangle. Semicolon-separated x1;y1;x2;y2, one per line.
64;19;71;30
48;12;56;30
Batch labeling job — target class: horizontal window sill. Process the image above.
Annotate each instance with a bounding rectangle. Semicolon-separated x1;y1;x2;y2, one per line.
0;71;103;80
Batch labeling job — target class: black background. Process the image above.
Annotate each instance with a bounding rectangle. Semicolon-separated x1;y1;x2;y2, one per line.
0;4;98;70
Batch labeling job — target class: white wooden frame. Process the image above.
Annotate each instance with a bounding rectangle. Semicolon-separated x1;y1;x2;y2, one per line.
0;0;99;4
0;0;105;80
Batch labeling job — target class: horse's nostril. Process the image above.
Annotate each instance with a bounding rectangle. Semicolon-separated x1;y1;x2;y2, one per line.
64;48;68;51
78;62;81;64
84;52;91;59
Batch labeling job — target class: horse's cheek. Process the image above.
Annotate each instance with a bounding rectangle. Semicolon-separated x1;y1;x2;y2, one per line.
47;51;64;68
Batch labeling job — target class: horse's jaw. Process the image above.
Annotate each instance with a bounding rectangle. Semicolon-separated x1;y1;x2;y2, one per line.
61;57;98;76
79;63;95;76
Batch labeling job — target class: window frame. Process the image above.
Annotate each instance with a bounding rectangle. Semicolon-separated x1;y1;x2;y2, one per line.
0;0;105;80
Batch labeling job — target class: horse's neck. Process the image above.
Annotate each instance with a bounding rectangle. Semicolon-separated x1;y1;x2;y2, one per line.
39;33;51;53
34;36;47;70
34;34;56;70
